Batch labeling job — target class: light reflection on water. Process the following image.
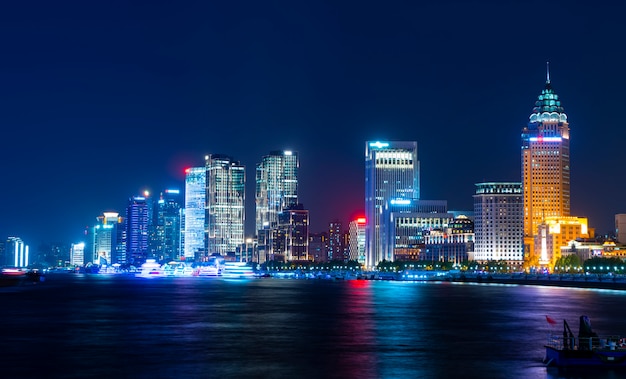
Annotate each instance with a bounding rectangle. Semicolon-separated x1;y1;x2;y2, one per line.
2;275;626;378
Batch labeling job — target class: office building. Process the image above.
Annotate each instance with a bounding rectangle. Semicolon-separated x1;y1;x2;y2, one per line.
422;216;474;264
276;204;309;261
348;218;366;266
473;182;524;267
125;195;150;264
382;199;451;262
183;167;206;261
93;212;123;265
328;220;344;261
522;65;570;259
6;237;28;268
70;242;85;267
154;189;182;262
255;150;299;234
365;140;419;269
206;154;245;256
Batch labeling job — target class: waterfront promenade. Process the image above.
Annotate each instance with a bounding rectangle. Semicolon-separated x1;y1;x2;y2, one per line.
441;272;626;291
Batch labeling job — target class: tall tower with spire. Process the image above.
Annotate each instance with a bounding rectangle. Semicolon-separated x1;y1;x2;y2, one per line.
521;63;570;264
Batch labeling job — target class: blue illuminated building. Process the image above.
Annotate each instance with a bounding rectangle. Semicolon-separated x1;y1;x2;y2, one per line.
126;195;150;264
365;141;419;269
206;154;245;256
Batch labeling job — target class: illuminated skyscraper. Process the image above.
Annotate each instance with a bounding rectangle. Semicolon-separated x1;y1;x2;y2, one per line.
255;150;298;263
93;212;123;264
6;237;28;268
276;204;309;261
328;220;344;261
348;218;366;265
154;189;182;262
365;141;419;268
522;64;570;260
126;195;150;264
255;150;299;234
183;167;206;260
206;154;245;255
70;242;86;267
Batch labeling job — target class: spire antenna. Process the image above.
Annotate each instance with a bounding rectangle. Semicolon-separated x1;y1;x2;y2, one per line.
546;61;550;84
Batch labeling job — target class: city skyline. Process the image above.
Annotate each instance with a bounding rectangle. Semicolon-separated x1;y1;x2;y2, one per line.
2;1;625;247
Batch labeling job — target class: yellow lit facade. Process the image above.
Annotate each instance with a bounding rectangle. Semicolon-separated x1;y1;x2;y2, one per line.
534;216;589;268
522;66;570;264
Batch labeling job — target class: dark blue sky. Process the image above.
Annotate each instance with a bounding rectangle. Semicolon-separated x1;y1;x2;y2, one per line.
2;1;625;247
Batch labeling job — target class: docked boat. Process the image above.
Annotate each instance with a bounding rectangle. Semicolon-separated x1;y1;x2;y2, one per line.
544;315;626;368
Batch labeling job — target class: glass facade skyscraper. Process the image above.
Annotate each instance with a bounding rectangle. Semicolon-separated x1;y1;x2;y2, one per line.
522;65;570;260
183;167;206;260
93;211;123;264
365;141;419;269
126;195;150;264
255;150;299;234
154;189;182;262
206;154;245;256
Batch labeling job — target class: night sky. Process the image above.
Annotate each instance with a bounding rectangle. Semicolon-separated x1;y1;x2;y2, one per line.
2;1;625;247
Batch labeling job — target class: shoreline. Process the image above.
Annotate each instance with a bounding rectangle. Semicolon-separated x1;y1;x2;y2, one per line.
438;274;626;290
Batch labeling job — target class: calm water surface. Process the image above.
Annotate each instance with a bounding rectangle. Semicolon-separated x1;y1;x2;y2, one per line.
3;274;626;379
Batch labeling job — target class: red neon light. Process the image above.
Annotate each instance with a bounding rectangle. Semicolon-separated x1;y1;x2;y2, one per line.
356;217;366;224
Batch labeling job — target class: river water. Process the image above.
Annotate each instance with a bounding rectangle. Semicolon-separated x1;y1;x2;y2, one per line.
2;273;626;379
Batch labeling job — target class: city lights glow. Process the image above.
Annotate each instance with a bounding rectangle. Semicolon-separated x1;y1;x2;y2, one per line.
390;199;411;205
529;136;562;142
369;141;389;149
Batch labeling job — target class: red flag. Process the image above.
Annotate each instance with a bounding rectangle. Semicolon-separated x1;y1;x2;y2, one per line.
546;315;557;325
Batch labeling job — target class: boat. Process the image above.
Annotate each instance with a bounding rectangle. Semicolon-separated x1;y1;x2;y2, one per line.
544;315;626;368
136;259;164;278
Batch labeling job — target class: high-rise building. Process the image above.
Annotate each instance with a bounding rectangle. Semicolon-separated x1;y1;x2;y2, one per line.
365;141;420;269
6;237;28;268
309;232;329;263
473;182;524;267
276;204;309;261
615;214;626;244
206;154;245;256
522;64;570;260
154;189;182;262
255;150;299;234
328;220;344;261
93;212;123;264
126;195;150;264
70;242;85;267
183;167;206;261
348;218;366;265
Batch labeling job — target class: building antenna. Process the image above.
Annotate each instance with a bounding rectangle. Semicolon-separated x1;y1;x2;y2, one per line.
546;61;550;84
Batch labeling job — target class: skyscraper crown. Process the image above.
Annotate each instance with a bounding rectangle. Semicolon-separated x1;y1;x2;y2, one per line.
529;63;567;123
